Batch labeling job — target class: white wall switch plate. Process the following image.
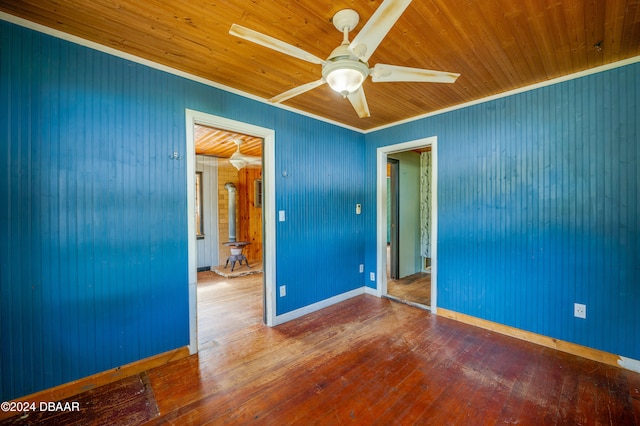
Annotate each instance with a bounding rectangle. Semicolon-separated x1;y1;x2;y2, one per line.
279;210;286;222
279;285;286;297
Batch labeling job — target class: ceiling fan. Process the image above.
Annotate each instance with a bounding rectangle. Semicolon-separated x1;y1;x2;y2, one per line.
229;0;459;118
227;138;261;170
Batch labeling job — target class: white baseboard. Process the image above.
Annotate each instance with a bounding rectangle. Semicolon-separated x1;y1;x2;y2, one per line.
364;285;378;296
619;356;640;374
274;287;368;325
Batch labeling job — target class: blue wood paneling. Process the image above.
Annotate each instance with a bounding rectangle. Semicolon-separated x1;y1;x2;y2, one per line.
1;20;366;400
1;23;192;399
274;124;366;314
365;62;640;360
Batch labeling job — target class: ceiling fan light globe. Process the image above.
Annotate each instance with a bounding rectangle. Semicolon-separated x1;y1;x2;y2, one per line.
326;68;364;95
323;59;369;96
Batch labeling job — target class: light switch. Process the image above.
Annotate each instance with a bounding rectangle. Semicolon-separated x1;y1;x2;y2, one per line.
279;210;286;222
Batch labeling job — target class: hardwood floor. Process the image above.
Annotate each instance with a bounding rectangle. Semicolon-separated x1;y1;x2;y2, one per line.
387;272;431;307
5;271;640;425
150;272;640;424
385;244;431;307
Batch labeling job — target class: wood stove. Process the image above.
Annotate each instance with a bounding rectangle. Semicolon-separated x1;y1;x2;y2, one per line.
223;182;251;271
223;241;250;271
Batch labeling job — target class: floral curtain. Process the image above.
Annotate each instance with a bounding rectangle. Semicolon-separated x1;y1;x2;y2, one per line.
420;151;431;258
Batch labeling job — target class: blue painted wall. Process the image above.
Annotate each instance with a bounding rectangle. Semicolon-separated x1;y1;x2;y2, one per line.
275;126;366;314
1;21;365;400
364;62;640;360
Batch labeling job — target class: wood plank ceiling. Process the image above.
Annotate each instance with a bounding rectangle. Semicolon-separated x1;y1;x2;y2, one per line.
1;0;639;133
194;125;262;160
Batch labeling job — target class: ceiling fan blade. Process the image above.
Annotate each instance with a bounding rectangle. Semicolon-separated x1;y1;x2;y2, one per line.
234;153;262;163
349;0;412;62
245;156;263;165
269;79;325;103
372;63;460;83
230;24;324;65
221;157;262;169
347;87;370;118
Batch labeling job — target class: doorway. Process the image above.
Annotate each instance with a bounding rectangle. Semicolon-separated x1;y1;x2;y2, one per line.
193;126;264;277
185;110;276;355
388;158;399;280
376;136;438;312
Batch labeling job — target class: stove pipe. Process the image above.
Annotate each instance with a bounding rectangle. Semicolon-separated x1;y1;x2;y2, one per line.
224;182;237;242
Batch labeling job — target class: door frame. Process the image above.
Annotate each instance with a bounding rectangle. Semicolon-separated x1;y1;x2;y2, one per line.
387;158;400;280
376;136;438;312
186;109;276;354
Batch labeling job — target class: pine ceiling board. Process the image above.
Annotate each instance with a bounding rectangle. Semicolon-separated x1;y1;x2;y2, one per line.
195;125;262;158
1;0;639;131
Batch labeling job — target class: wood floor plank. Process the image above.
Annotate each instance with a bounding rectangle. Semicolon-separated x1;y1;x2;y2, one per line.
605;367;639;425
6;270;640;425
629;373;640;424
387;271;431;306
1;374;158;426
427;341;508;424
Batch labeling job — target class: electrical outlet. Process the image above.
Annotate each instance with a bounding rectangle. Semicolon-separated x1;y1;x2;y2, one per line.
359;264;364;273
574;303;586;319
279;285;286;297
370;272;375;281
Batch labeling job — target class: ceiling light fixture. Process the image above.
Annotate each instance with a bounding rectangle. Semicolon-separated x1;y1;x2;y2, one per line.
322;57;369;97
320;10;370;98
229;154;247;170
226;138;261;170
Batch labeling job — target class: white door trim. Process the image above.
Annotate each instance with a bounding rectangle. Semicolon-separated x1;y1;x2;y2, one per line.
186;109;276;354
376;136;438;313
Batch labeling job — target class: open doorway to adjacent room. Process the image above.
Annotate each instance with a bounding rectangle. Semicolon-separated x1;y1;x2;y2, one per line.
186;110;276;354
376;137;437;312
193;125;264;278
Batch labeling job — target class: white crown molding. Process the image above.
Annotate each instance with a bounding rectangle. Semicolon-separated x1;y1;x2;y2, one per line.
365;55;640;133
